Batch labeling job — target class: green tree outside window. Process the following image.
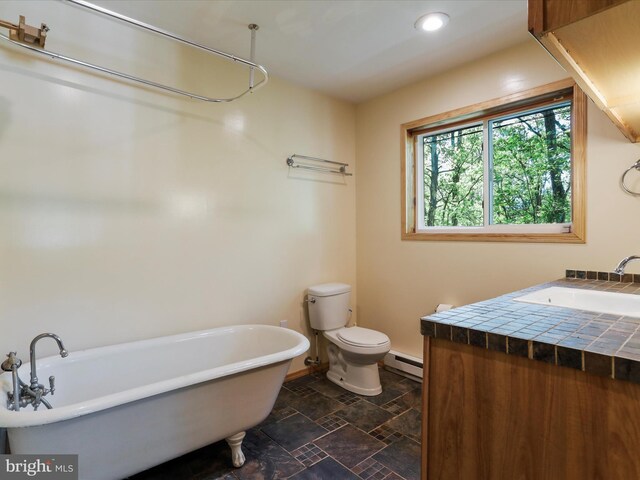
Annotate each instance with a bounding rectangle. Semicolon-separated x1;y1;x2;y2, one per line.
422;103;571;228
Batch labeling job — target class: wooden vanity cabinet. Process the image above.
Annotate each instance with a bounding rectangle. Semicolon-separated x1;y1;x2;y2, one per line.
420;336;640;479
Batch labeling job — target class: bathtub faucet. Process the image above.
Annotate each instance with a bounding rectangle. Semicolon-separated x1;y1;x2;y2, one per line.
2;333;68;411
26;333;68;410
30;333;68;389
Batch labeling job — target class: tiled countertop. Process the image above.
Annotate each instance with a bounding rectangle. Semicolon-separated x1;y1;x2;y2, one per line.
420;271;640;384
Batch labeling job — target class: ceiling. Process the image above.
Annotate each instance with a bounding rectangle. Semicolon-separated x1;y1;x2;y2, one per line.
94;0;530;103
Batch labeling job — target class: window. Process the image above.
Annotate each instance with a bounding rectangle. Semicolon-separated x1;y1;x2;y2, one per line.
402;79;586;243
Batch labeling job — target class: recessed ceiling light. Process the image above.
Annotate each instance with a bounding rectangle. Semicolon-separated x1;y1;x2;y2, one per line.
415;12;450;32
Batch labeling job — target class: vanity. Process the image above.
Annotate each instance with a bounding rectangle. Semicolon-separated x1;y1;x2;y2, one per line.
420;271;640;479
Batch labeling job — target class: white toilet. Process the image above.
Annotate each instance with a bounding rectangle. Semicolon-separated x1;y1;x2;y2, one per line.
307;283;391;396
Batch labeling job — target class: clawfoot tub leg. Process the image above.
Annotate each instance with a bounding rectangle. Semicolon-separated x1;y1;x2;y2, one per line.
225;431;246;467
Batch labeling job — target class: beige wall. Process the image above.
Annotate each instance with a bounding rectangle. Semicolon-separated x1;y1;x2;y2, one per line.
3;4;640;374
355;40;640;359
0;1;356;371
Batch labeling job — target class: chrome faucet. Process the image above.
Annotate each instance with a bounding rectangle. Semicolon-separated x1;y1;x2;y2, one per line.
614;255;640;275
2;333;68;411
29;333;68;390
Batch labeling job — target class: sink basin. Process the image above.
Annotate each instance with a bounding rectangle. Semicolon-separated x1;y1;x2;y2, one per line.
514;286;640;317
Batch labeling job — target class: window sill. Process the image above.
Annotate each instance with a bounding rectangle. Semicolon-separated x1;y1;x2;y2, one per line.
401;230;585;244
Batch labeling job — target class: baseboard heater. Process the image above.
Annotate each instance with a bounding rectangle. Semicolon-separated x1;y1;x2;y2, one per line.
383;350;423;382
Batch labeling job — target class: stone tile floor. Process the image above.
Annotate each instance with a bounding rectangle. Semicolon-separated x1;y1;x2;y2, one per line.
130;368;421;480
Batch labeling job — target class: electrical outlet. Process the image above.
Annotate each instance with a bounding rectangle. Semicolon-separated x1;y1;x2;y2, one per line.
279;320;288;328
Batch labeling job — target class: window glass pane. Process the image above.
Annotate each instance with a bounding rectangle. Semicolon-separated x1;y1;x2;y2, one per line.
490;103;571;225
422;125;483;227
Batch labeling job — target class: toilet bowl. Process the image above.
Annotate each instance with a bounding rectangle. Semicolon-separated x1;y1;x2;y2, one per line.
307;283;391;396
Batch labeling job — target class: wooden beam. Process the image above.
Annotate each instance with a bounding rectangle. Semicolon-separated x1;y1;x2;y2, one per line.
529;0;630;36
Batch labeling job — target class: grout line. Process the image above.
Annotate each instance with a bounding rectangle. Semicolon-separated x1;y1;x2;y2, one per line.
262;370;420;479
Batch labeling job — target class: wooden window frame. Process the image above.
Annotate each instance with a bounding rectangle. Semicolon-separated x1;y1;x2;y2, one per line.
401;79;587;243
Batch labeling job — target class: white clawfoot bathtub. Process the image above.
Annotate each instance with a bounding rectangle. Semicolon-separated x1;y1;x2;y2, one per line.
0;325;309;480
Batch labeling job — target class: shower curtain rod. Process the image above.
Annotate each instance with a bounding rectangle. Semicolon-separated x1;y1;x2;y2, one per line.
0;0;269;103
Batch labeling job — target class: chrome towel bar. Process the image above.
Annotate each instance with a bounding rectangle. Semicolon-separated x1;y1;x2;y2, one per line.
286;154;352;176
0;0;268;103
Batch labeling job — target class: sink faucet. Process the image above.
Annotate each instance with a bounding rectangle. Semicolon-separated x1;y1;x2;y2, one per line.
2;333;68;411
614;255;640;276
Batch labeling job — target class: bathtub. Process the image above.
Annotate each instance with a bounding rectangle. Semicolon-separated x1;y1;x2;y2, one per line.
0;325;309;480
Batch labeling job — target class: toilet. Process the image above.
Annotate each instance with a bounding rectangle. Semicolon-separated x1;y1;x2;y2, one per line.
307;283;391;396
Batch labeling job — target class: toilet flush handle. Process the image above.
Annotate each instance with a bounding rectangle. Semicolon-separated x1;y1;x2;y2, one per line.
305;296;316;304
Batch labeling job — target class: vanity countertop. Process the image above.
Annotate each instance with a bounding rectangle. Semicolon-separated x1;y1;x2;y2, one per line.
420;270;640;383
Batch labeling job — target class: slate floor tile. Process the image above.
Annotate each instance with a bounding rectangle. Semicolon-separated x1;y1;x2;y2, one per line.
287;384;317;397
261;413;328;451
335;399;394;432
335;391;361;406
316;414;348;432
379;369;405;387
364;381;415;406
184;444;235;480
290;443;328;467
234;430;305;479
314;425;385;469
308;377;346;398
261;406;297;425
383;408;422;441
352;457;392;480
373;437;421;480
132;367;421;480
369;424;404;445
288;391;344;420
130;441;230;480
286;374;320;388
286;375;320;397
196;474;237;480
273;386;299;411
396;386;422;412
288;457;360;480
129;459;196;480
380;398;410;416
381;474;405;480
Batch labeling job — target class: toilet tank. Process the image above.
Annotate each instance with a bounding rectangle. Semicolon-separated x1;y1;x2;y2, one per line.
307;283;351;331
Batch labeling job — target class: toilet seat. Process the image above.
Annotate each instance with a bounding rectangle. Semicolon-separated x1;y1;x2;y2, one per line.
337;326;389;347
324;327;390;356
